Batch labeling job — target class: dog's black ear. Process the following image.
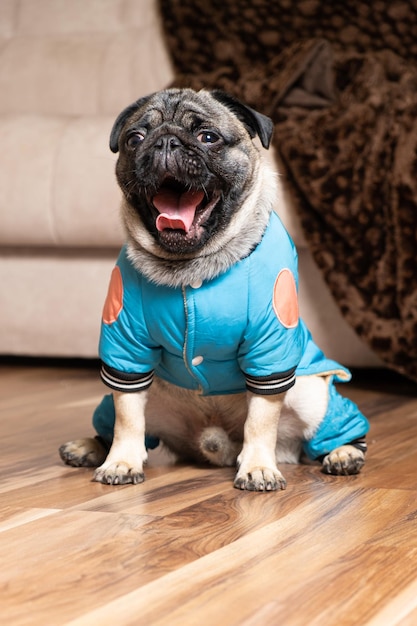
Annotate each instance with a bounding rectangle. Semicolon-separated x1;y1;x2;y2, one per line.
210;90;274;149
109;94;154;153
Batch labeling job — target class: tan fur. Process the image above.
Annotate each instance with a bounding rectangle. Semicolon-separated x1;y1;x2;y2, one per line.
61;369;365;488
93;391;148;485
59;89;366;490
322;445;365;475
88;374;332;489
123;140;279;289
59;438;107;468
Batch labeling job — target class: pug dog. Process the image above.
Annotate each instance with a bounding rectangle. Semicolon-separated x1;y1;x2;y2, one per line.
59;88;369;491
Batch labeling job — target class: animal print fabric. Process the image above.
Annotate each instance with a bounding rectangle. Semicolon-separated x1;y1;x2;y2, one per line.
158;0;417;382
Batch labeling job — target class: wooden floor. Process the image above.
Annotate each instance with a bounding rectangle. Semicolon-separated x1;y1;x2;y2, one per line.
1;361;417;626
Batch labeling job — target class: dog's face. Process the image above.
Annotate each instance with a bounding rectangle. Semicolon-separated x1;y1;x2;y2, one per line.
110;88;274;259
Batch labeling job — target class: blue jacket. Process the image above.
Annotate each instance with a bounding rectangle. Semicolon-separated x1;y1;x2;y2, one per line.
97;212;369;458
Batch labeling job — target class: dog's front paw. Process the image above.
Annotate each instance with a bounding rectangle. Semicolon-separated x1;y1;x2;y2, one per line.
234;465;287;492
93;461;145;485
322;445;365;476
59;438;107;468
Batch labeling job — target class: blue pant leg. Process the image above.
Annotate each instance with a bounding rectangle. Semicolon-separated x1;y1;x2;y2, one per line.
92;394;159;450
302;380;370;460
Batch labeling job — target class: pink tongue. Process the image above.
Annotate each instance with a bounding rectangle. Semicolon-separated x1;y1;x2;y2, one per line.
154;189;205;233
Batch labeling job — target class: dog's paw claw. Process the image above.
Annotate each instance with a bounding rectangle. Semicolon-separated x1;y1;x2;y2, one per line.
93;463;145;485
322;445;365;476
234;468;286;492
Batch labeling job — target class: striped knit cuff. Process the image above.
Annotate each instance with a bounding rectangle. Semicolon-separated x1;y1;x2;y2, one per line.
245;368;296;395
100;363;154;393
349;437;368;454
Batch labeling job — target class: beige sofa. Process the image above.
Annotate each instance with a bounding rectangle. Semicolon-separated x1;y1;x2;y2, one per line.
0;0;381;366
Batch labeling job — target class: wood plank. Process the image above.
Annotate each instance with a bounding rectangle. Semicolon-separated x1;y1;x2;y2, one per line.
62;488;417;626
365;578;417;626
0;362;416;626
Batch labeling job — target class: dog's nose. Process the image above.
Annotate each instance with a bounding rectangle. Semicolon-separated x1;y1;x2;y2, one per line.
155;135;183;152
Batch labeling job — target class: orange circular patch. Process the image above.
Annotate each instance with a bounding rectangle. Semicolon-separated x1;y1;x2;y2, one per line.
273;269;299;329
102;266;124;325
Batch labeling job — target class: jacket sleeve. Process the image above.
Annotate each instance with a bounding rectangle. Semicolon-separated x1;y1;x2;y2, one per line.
98;247;161;392
238;226;304;395
238;294;302;395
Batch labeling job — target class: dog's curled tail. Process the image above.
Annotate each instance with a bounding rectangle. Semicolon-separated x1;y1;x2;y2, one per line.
198;427;241;467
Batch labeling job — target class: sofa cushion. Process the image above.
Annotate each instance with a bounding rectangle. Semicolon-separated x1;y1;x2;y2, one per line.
0;0;306;251
0;115;123;248
0;0;173;116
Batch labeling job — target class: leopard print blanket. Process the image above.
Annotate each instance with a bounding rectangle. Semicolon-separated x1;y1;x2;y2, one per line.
158;0;417;382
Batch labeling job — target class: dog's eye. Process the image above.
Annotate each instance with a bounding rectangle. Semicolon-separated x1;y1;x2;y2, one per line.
126;133;145;149
197;131;221;145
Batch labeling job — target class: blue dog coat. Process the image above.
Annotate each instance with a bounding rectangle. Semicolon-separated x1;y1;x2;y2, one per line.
96;212;369;459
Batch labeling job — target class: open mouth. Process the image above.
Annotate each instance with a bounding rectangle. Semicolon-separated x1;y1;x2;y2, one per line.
151;179;221;239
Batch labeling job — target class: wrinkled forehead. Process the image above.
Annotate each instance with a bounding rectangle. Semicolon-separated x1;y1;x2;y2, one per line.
130;89;238;131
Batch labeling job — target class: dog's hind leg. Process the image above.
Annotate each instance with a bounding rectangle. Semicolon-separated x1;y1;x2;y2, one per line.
59;437;108;468
322;439;367;475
